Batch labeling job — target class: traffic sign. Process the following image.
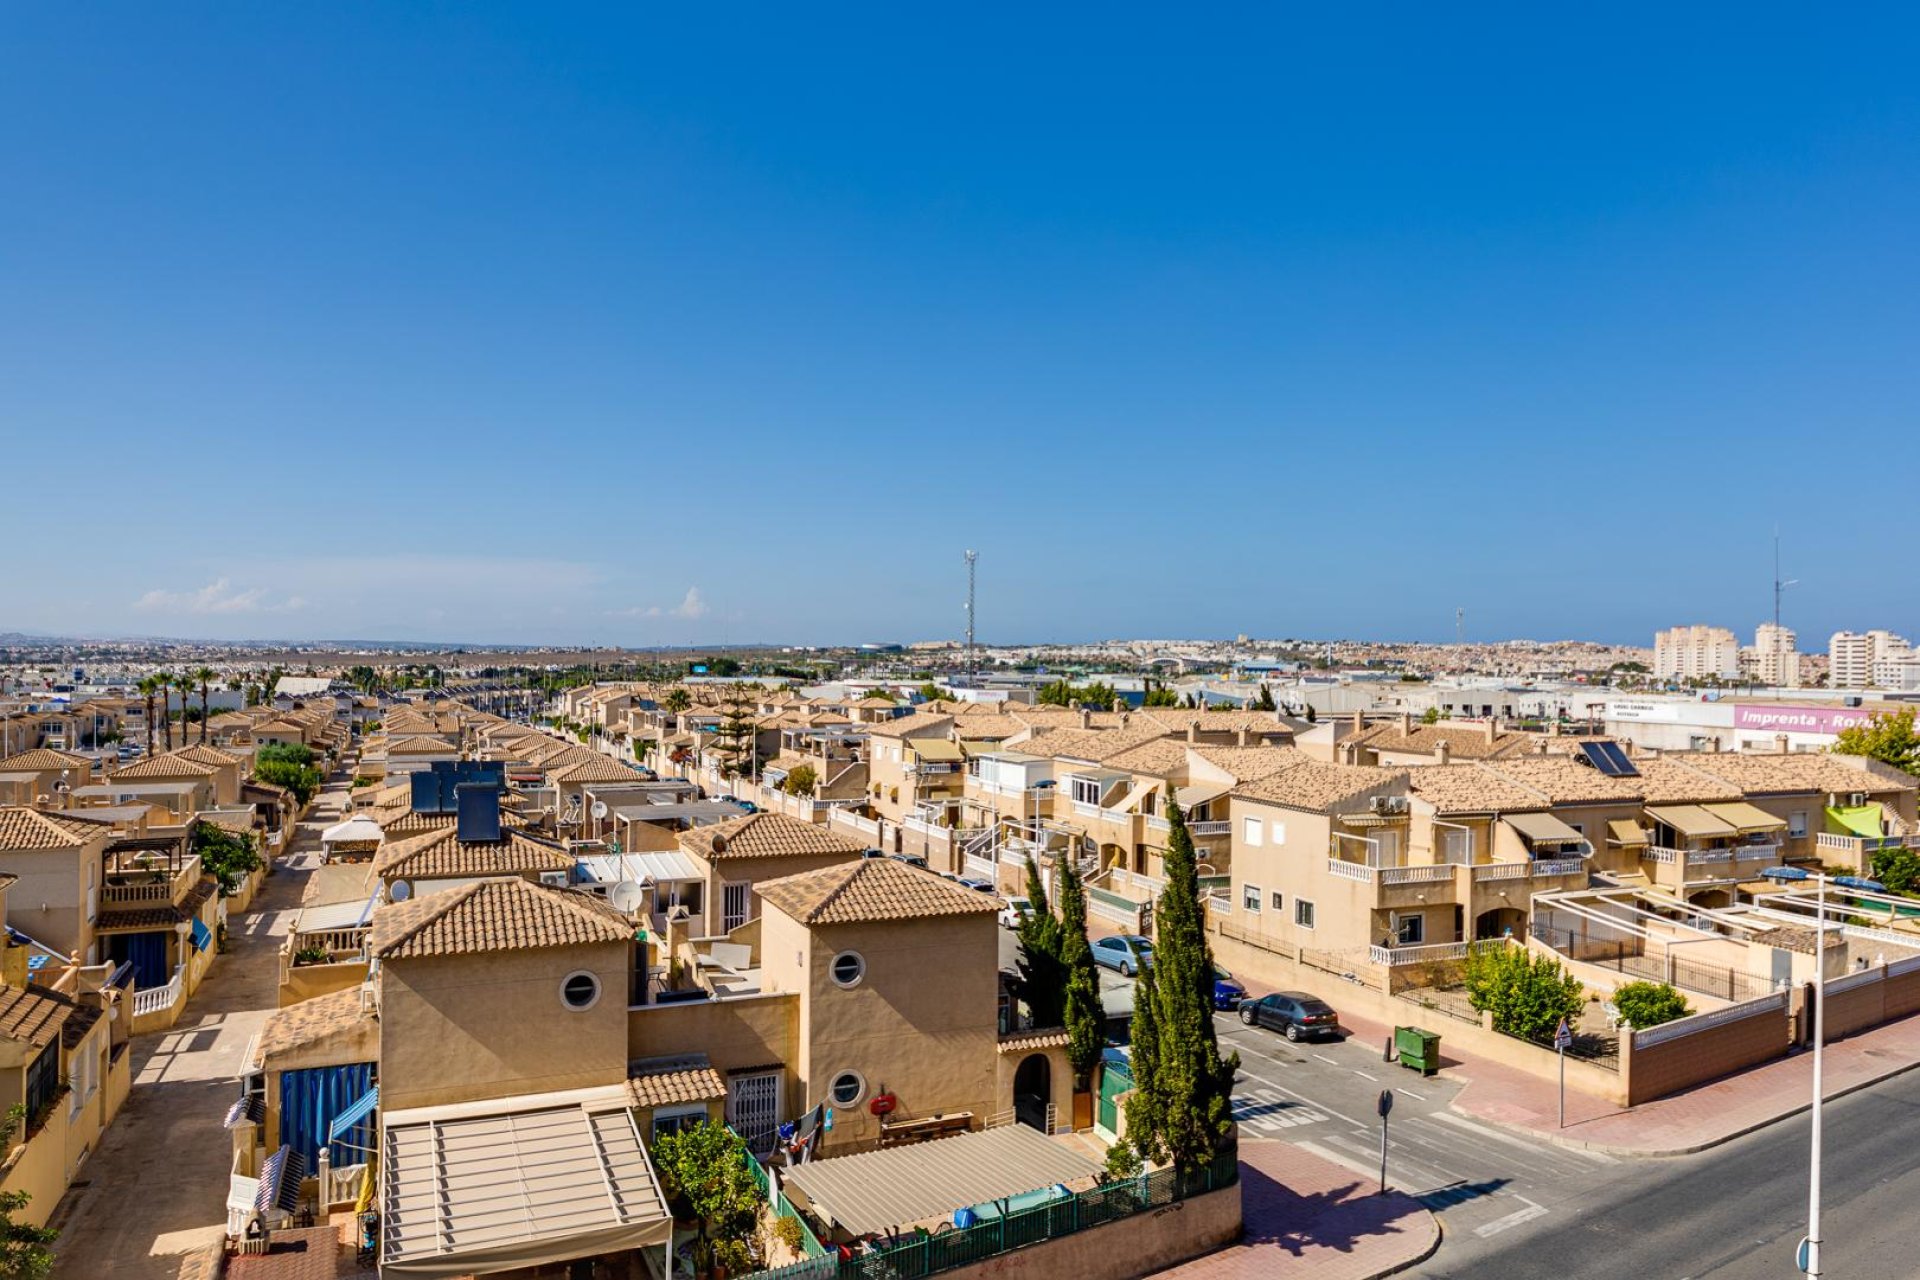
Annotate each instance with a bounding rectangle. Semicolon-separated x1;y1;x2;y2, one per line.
1554;1018;1573;1050
1377;1090;1394;1118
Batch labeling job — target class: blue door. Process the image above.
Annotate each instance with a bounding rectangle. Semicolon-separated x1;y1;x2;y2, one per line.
279;1063;376;1165
110;932;170;989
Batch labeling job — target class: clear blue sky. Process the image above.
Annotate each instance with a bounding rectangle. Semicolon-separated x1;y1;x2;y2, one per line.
5;5;1917;647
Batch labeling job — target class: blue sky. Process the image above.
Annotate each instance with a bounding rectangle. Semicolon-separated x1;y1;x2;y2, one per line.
4;5;1917;647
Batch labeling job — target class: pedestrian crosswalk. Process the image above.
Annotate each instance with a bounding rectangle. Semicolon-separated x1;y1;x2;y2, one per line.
1232;1087;1327;1134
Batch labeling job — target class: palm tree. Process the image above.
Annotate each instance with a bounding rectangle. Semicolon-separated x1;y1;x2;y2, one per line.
136;676;160;755
172;673;195;750
192;667;218;744
157;673;175;750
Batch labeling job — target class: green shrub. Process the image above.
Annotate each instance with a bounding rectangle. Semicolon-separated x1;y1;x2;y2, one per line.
1611;981;1691;1029
1463;943;1585;1043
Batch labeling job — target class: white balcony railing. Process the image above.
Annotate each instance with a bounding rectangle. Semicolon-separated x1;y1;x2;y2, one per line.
1531;857;1587;878
1189;821;1231;837
1368;941;1469;967
1379;864;1455;886
102;854;203;906
1471;861;1531;882
1327;858;1374;883
132;965;185;1018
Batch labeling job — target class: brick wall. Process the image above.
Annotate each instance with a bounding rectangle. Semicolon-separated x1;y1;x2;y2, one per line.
1626;1002;1790;1105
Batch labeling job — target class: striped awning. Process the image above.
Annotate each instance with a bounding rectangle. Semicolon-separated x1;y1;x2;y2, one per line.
1647;805;1737;839
328;1085;379;1144
189;918;213;952
257;1145;307;1215
1503;811;1585;846
1702;802;1787;833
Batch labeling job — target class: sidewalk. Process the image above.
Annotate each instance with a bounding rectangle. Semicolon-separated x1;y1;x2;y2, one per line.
1338;1003;1920;1157
1153;1140;1439;1280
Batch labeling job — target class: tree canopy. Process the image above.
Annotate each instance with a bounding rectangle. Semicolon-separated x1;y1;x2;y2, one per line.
189;821;262;896
651;1121;762;1275
1463;944;1585;1043
1834;708;1920;775
1015;855;1066;1028
1037;679;1117;709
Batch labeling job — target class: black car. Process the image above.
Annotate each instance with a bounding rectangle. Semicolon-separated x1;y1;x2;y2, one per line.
1238;991;1341;1042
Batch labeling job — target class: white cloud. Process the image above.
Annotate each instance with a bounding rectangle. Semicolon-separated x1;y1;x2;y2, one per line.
133;578;307;616
607;587;709;621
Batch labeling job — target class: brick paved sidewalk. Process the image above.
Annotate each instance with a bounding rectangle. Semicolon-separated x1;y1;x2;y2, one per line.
1153;1140;1438;1280
1332;1002;1920;1156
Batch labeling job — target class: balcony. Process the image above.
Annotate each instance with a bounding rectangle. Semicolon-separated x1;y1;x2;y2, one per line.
101;853;202;907
1367;940;1471;967
1326;857;1460;907
1642;845;1735;888
1189;821;1232;838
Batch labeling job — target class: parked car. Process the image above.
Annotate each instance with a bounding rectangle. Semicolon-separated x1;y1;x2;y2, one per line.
998;897;1032;929
956;876;996;893
1211;966;1247;1010
889;853;928;869
1092;935;1154;977
1238;991;1340;1041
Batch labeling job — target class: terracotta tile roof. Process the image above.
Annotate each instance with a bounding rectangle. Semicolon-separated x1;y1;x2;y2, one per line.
60;1001;102;1050
627;1060;727;1108
252;987;373;1065
1678;752;1917;797
866;713;955;740
171;744;245;768
1350;723;1534;761
678;812;866;861
0;984;75;1050
382;735;456;755
757;857;1000;926
369;878;634;960
1188;745;1307;785
997;1029;1071;1053
0;749;89;773
1632;758;1743;804
1475;756;1645;805
1099;739;1194;778
1407;765;1547;814
0;807;103;851
1017;724;1174;766
547;755;647;784
110;754;216;780
373;827;573;879
1236;760;1406;813
1136;710;1294;736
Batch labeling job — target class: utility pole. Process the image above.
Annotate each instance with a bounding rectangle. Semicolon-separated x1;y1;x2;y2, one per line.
1803;872;1828;1277
964;550;978;686
1456;607;1464;647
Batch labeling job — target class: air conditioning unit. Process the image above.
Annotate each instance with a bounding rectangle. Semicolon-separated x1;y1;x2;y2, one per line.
539;870;570;888
1370;795;1410;816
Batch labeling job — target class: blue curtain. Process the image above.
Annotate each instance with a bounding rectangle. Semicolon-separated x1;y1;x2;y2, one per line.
111;932;170;989
279;1063;376;1165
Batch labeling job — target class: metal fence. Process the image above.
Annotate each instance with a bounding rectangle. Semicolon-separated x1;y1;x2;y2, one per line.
738;1153;1238;1280
1529;922;1776;1004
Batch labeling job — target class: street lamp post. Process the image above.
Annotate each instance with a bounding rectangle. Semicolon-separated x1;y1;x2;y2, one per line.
1804;871;1827;1277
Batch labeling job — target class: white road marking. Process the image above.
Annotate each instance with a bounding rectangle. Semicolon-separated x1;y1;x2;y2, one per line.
1314;1053;1340;1066
1235;1069;1370;1129
1427;1108;1618;1164
1399;1088;1427;1100
1474;1196;1549;1237
1353;1070;1379;1081
1292;1140;1382;1182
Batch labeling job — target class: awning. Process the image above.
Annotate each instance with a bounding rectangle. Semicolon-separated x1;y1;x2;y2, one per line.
1606;820;1649;847
190;918;213;952
328;1085;378;1144
781;1122;1102;1237
577;851;704;884
909;739;964;763
293;893;379;934
321;815;385;844
1503;811;1585;846
1176;781;1232;812
1647;805;1737;839
1114;780;1157;815
1702;802;1787;834
257;1145;307;1216
1827;805;1885;839
382;1085;671;1277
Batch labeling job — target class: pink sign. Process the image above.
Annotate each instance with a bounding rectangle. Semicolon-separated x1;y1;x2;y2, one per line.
1732;703;1878;736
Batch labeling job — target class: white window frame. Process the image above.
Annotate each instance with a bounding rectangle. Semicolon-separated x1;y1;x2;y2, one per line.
1294;898;1316;930
651;1103;710;1141
1395;913;1424;946
1270;890;1284;912
1070;776;1102;807
721;880;752;933
1242;883;1262;913
1270;821;1286;846
1788;811;1809;839
1242;817;1263;847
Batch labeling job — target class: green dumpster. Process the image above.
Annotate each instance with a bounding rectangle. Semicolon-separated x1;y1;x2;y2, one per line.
1395;1026;1440;1076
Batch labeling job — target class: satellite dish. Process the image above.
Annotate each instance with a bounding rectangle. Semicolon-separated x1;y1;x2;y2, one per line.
591;800;609;820
710;833;729;855
608;882;649;915
390;880;412;902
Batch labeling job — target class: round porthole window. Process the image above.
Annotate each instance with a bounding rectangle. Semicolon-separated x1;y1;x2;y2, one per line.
829;1070;866;1108
830;950;866;988
560;971;602;1011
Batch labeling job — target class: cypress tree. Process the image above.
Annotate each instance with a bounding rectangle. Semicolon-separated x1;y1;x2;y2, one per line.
1131;799;1238;1174
1057;858;1104;1089
1016;854;1066;1027
1122;959;1165;1164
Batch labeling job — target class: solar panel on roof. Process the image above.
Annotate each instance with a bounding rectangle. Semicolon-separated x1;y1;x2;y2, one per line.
1576;740;1640;777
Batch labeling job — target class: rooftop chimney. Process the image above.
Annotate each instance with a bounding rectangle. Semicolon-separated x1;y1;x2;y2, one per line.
1484;719;1499;746
1436;739;1452;766
1236;727;1252;748
1079;708;1092;730
1400;712;1412;734
1186;721;1201;744
1352;711;1365;734
1775;733;1790;755
1112;698;1126;714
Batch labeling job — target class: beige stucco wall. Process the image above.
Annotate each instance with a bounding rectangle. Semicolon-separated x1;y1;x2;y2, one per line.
4;843;98;962
379;940;630;1111
695;851;862;936
935;1180;1242;1280
762;907;1000;1153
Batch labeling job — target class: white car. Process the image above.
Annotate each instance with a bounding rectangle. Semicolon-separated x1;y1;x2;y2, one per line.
998;897;1032;929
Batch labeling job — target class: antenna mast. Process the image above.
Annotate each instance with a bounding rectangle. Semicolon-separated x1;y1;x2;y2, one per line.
1456;607;1465;647
1773;529;1797;628
964;550;978;684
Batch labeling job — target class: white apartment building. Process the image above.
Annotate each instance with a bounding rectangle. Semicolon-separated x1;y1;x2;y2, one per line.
1750;622;1800;688
1653;625;1740;682
1830;629;1912;688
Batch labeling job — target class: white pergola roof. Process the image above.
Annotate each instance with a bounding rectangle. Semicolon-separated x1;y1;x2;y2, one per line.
381;1085;671;1276
321;815;385;844
291;894;378;934
577;851;704;884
